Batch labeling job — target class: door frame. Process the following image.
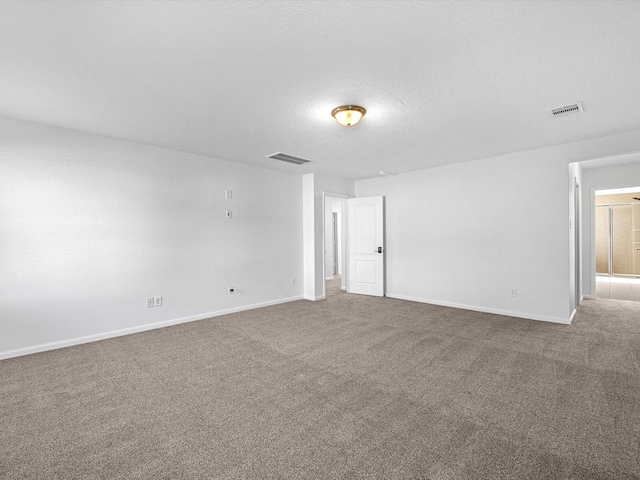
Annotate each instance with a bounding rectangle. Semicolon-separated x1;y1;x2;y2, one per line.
332;212;338;275
574;178;581;308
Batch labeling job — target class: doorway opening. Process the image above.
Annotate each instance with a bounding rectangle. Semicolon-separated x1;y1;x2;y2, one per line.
323;194;347;297
322;194;386;299
594;186;640;302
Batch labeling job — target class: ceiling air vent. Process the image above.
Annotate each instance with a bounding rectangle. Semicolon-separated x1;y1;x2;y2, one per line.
266;152;312;165
549;102;584;118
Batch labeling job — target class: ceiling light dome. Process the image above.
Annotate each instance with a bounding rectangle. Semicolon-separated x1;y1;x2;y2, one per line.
331;105;366;127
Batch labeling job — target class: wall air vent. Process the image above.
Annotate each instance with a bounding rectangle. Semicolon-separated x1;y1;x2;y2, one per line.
266;152;312;165
549;102;584;118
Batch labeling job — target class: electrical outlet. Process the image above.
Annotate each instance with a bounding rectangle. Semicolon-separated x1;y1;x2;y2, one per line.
291;278;296;286
510;289;518;297
146;297;154;308
226;211;232;219
154;296;162;307
228;286;235;294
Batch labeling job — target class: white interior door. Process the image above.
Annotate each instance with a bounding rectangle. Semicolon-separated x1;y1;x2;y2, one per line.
348;196;385;296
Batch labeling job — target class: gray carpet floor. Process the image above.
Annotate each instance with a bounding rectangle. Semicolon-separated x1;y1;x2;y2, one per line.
2;278;640;479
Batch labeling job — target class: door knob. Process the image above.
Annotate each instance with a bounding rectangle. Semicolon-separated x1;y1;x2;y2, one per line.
376;246;383;254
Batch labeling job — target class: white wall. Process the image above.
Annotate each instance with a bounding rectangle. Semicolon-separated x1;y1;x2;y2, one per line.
302;174;316;299
580;158;640;297
0;117;303;358
356;147;572;324
6;118;639;358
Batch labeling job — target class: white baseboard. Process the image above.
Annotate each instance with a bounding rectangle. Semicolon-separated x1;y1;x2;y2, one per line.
386;293;571;325
304;294;325;301
569;308;577;323
0;295;304;360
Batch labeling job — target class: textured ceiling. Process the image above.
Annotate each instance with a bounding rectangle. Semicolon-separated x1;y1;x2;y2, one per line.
1;1;640;179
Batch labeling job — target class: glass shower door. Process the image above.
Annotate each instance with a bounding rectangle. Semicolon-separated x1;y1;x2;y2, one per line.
595;205;610;275
612;205;633;276
597;202;640;277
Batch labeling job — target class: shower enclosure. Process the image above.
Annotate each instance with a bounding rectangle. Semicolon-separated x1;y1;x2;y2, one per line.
595;191;640;277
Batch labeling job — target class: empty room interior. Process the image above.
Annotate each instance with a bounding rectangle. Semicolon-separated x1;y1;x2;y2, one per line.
2;1;640;479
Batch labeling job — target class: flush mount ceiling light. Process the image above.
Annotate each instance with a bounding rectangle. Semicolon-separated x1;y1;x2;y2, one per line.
331;105;366;127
